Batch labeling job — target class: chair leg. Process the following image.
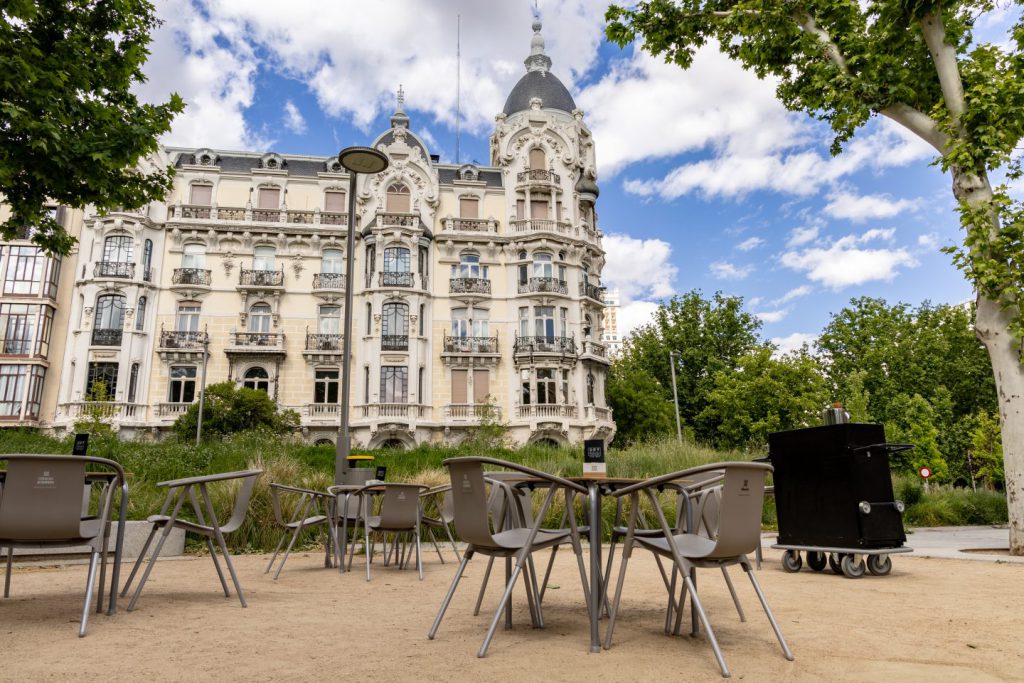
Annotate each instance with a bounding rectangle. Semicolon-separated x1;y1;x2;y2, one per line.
206;538;231;597
273;523;306;580
4;546;12;598
683;574;730;678
209;525;247;608
721;566;746;622
427;527;445;564
480;555;527;658
415;528;423;581
365;526;373;582
664;566;679;634
744;563;794;661
428;549;473;640
538;545;558;604
265;531;290;574
120;524;158;597
127;521;178;611
503;557;513;630
672;574;688;636
521;558;542;628
603;543;633;650
78;551;101;638
95;543;108;615
472;556;495;616
443;522;461;562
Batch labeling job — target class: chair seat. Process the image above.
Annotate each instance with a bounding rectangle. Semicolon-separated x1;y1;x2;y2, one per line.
635;532;717;559
146;514;216;537
487;527;571;551
285;515;328;530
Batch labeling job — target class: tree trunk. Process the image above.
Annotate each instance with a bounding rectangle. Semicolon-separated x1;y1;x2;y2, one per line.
976;294;1024;554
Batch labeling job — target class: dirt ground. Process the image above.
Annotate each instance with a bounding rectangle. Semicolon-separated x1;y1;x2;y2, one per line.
1;545;1022;682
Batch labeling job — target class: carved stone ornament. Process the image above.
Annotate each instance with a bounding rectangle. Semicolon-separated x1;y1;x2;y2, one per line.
222;252;235;277
529;97;543;111
291;254;304;278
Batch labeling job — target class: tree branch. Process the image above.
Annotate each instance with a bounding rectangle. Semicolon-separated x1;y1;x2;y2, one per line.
878;103;951;154
793;10;850;76
919;10;967;130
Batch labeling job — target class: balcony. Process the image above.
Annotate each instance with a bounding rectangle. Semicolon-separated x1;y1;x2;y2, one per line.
321;212;349;226
516;169;561;186
304;333;343;362
226;331;286;357
440;217;497;234
159;329;207;349
382;335;409;352
312;273;346;290
443;336;498;354
443;404;503;421
518;277;568;296
583;405;614;422
93;261;135;279
449;277;491;296
168;205;356;227
238;269;284;288
62;401;144;420
305;403;341;420
580;282;606;302
172;268;212;287
156;402;194;418
513;336;576;363
515;404;579;419
358;403;431;419
252;208;281;222
379;271;414;288
377;212;419;228
511;219;574;236
91;328;123;347
171;204;212;219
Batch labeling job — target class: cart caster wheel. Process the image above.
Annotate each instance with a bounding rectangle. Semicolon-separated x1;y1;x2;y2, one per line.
840;554;866;579
781;550;802;572
867;554;892;576
828;553;842;574
807;551;827;572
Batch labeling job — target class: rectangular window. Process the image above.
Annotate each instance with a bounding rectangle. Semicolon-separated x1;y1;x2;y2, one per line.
521;368;531;406
380;366;408;403
418;367;424;403
314;369;340;403
535;306;555;339
86;362;119;399
190;184;213;206
537;369;556;405
23;365;44;418
459;198;479;218
364;366;370;403
182;243;206;269
530;199;548;220
3;246;45;295
0;364;25;417
1;303;34;355
318;305;341;335
516;199;525;220
257;187;280;209
324;190;346;213
561;370;570;404
168;366;197;403
519;307;529;338
253;246;276;270
451;369;468;404
473;369;489;404
176;304;201;332
560;307;568;337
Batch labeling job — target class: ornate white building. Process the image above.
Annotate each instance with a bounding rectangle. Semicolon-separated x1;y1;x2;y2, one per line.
12;20;615;448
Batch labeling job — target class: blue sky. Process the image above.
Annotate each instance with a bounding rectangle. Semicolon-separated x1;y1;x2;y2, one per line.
139;0;1022;351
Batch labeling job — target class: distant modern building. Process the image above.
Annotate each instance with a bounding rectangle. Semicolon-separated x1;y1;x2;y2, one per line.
12;18;615;447
601;288;622;357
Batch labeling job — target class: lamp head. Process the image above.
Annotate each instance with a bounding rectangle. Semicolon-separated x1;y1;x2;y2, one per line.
338;146;389;175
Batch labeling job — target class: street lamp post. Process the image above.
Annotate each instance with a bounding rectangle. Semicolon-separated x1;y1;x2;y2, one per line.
195;325;210;446
335;146;390;484
668;350;683;443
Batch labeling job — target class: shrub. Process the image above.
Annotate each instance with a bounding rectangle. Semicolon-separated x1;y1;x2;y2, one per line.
172;381;301;441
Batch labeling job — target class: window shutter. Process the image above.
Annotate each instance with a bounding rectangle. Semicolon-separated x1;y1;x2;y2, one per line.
325;191;346;212
451;369;468;404
473;370;489;404
190;185;213;206
459;198;479;218
258;187;280;209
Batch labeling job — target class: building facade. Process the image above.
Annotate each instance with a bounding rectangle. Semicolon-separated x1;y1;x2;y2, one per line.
7;20;615;447
601;288;622;357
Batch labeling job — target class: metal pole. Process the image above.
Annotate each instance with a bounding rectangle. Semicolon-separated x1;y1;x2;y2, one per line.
668;351;682;443
195;326;209;446
336;171;359;484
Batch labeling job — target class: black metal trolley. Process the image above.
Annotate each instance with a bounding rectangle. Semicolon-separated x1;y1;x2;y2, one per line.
765;423;913;578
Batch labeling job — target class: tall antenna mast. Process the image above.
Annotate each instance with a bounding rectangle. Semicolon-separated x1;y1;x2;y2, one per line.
455;14;461;165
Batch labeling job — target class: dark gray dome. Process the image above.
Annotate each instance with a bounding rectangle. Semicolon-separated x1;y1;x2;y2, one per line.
575;176;599;198
502;70;576;116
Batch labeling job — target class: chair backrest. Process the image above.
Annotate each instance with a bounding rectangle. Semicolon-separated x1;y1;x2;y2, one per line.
708;463;770;559
0;455;119;542
377;484;423;530
446;460;499;548
219;472;262;534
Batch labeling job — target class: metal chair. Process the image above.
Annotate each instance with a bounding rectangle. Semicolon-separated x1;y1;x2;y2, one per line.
356;482;429;581
265;484;331;579
603;462;794;678
0;454;127;637
428;457;591;658
420;485;461;563
121;469;263;610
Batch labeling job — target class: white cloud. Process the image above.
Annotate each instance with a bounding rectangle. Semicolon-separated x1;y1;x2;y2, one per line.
772;332;817;355
774;285;812;305
747;296;763;308
780;230;919;289
709;261;753;280
917;232;940;249
787;225;820;247
756;309;789;324
736;236;765;252
283;100;307;135
618;300;660;339
602;233;677;303
824;191;920;222
858;228;895;243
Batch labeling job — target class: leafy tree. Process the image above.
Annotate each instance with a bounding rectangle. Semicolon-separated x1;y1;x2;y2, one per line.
74;380;115;440
840;369;872;423
0;1;183;254
618;290;763;441
696;347;830;449
971;410;1005;487
887;393;948;481
606;362;677;445
173;382;300;441
606;0;1024;552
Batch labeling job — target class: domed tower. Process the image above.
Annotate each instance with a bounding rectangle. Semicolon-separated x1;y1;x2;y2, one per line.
491;18;612;446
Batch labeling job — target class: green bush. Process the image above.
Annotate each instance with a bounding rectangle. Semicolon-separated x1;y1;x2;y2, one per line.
172;381;301;441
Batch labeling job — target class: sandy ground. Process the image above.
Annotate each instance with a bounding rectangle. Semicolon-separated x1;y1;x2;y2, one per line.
1;545;1022;682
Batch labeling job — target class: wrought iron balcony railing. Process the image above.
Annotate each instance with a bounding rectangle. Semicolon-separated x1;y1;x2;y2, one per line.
230;331;284;348
313;272;347;290
580;281;606;301
518;277;568;295
94;261;135;279
381;335;409;351
449;277;491;295
443;336;498;354
513;335;576;355
172;268;212;286
516;169;561;184
239;269;284;287
159;329;207;349
91;328;123;346
379;271;414;288
306;333;342;351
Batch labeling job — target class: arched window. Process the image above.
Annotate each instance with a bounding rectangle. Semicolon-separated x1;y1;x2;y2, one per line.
321;249;343;274
383;246;410;272
242;366;269;393
382;302;408;337
135;296;147;331
453;253;485;279
142;239;153;279
529;148;546;171
248;303;272;332
127;363;140;403
587;372;595;405
183;243;206;269
451;307;469;338
103;235;133;263
92;294;126;345
532;253;553;278
385;183;410;213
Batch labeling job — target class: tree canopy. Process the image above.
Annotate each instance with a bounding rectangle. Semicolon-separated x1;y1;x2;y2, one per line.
0;0;183;254
173;382;300;441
